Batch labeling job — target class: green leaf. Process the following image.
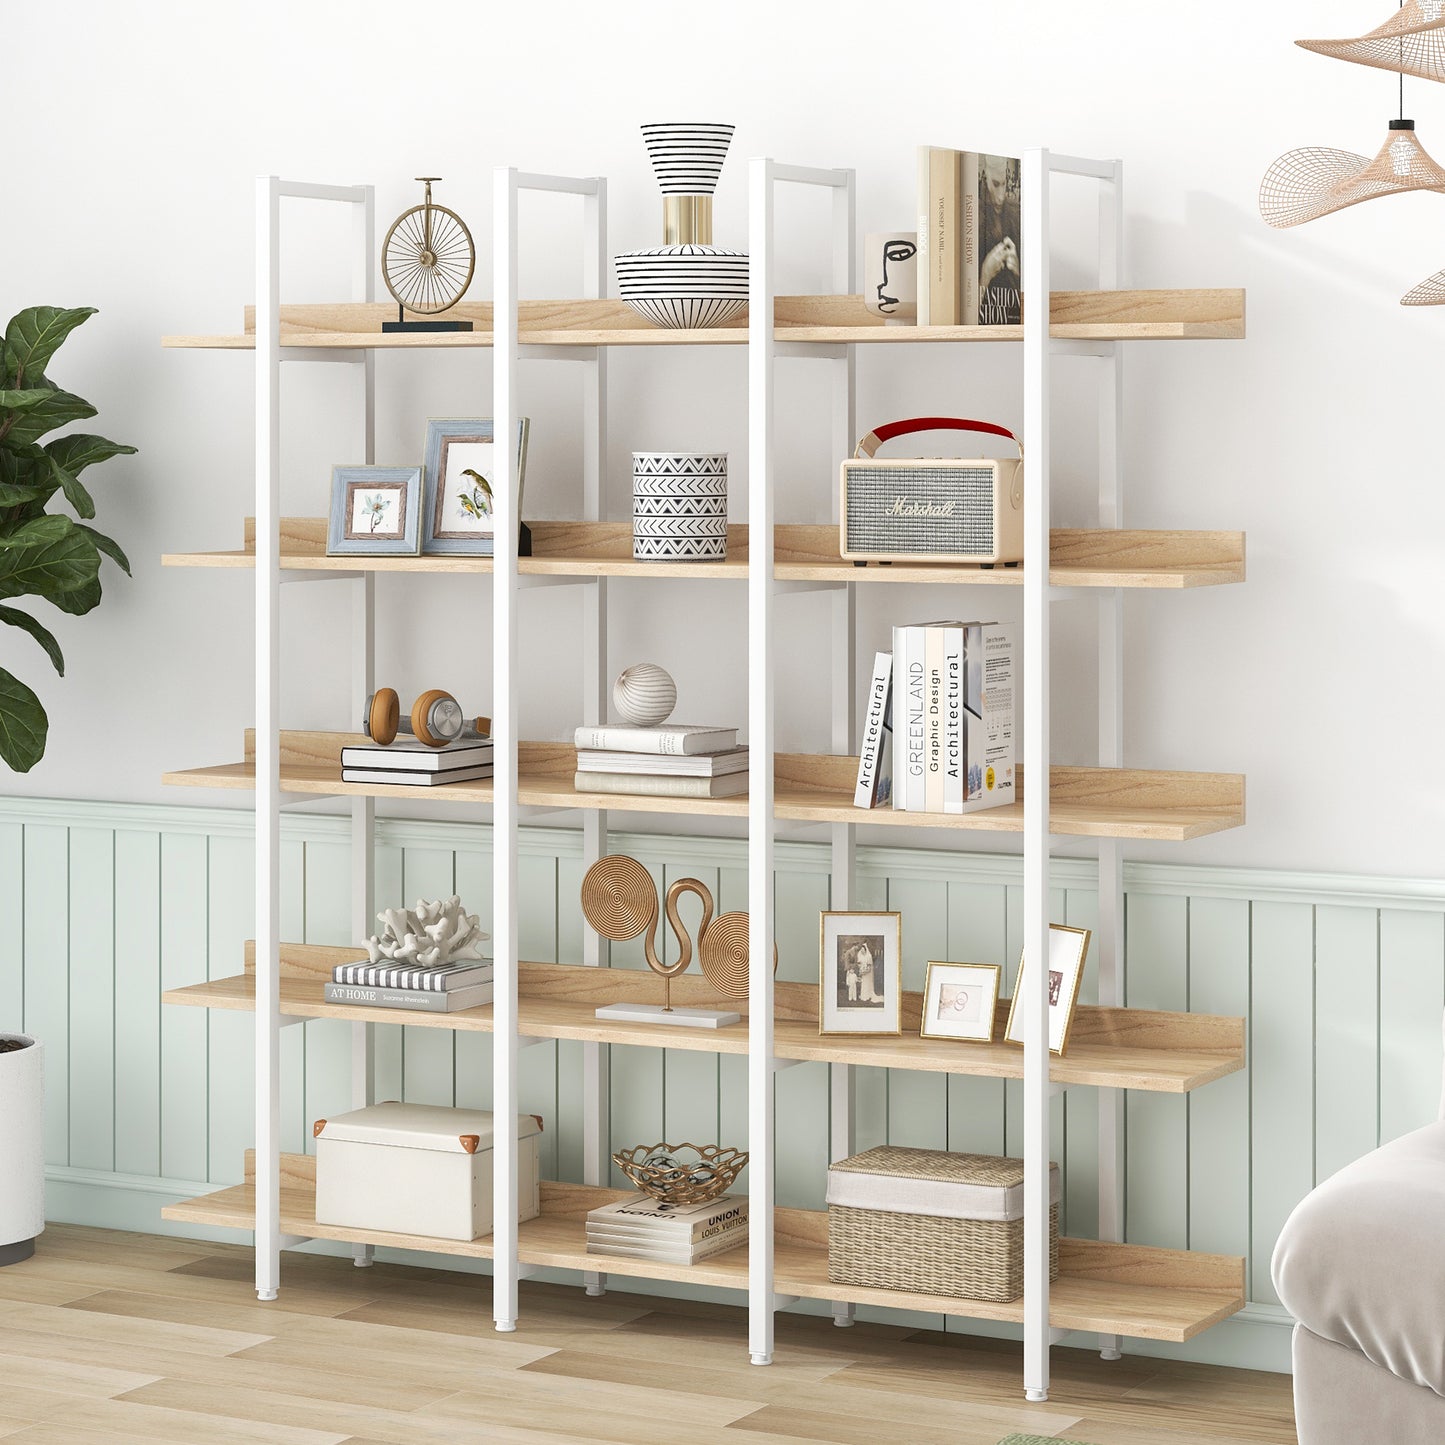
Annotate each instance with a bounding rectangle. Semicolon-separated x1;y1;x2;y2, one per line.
0;388;58;410
78;523;130;575
44;432;136;477
49;455;95;519
0;514;100;600
48;575;101;616
0;478;51;509
2;388;97;446
0;604;63;675
0;666;47;772
4;307;95;387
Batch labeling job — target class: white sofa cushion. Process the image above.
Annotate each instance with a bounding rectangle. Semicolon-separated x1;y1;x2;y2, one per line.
1273;1119;1445;1397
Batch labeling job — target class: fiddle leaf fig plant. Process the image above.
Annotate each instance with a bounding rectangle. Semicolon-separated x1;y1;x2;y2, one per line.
0;306;133;772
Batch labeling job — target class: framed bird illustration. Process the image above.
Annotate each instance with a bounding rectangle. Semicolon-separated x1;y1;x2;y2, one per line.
421;417;532;556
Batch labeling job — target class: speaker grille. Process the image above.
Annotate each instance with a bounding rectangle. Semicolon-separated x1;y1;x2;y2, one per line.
844;465;998;555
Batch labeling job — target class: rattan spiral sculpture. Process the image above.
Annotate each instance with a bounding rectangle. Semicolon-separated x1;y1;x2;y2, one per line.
580;854;775;1011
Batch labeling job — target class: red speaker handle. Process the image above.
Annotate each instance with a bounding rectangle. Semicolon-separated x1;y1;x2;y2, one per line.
854;416;1021;460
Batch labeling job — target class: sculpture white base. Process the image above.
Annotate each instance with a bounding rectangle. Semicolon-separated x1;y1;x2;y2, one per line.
594;1003;741;1029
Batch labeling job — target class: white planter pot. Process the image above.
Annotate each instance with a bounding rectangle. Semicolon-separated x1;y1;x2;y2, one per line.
0;1035;43;1264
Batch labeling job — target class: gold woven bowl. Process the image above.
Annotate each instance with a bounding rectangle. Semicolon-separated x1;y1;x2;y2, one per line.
612;1143;749;1204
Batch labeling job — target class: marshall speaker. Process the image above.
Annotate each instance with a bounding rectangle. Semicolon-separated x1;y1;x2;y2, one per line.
840;416;1024;565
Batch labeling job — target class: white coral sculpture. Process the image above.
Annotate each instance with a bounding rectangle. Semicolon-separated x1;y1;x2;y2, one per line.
366;896;489;967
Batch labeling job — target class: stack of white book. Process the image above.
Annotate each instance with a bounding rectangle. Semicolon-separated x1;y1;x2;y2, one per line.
341;736;493;788
586;1192;749;1264
324;956;494;1014
573;723;746;800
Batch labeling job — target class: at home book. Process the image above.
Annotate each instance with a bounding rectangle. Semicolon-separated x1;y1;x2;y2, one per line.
853;650;894;809
323;980;494;1013
573;723;737;756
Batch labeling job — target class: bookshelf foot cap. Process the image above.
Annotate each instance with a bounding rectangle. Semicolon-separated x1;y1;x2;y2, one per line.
750;1352;772;1367
1100;1347;1122;1361
1025;1387;1049;1403
257;1288;278;1302
496;1320;517;1333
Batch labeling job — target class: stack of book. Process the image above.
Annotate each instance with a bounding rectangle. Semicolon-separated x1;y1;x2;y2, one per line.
324;955;494;1014
585;1192;748;1265
853;621;1015;814
916;145;1021;327
573;722;746;800
340;735;493;788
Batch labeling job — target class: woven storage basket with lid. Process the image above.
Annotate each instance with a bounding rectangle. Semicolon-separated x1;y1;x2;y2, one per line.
826;1145;1059;1302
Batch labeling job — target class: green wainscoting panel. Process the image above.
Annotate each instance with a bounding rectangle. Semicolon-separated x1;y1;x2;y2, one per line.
1313;904;1380;1185
5;796;1445;1373
113;829;161;1178
1187;897;1252;1271
206;831;252;1183
1249;901;1316;1307
1125;893;1189;1252
24;824;70;1166
67;828;114;1174
1378;908;1445;1147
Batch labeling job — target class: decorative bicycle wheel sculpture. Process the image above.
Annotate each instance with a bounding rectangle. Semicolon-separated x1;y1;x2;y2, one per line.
381;177;475;332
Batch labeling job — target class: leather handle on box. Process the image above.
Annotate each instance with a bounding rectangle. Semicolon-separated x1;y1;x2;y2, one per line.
854;416;1022;461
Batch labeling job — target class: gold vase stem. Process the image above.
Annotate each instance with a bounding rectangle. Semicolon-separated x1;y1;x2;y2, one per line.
663;195;713;247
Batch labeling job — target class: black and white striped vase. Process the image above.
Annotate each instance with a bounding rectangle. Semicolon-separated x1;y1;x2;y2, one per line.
633;453;728;561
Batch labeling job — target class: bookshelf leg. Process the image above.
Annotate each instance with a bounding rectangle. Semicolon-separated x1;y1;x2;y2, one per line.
584;1272;607;1297
1100;1338;1123;1361
831;1302;855;1328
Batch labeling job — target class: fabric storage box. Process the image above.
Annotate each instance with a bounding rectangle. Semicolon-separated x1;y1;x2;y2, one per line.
826;1145;1059;1302
314;1102;542;1242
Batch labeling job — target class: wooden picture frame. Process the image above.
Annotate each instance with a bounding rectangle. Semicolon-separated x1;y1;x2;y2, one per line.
1003;924;1091;1056
919;961;1002;1043
326;465;422;556
818;911;902;1036
422;417;530;556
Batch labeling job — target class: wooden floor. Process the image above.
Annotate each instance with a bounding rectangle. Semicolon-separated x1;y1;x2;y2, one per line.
0;1224;1297;1444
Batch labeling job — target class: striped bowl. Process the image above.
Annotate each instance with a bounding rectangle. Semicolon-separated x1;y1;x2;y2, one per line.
615;245;749;330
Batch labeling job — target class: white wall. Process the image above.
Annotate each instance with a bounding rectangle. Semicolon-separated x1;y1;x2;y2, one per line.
3;0;1441;875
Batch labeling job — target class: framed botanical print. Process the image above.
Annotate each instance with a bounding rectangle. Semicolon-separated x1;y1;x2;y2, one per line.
326;465;423;556
1003;924;1091;1056
818;911;902;1036
920;961;1003;1043
422;417;530;556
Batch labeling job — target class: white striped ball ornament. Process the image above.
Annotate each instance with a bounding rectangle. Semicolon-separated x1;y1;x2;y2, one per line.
613;664;677;727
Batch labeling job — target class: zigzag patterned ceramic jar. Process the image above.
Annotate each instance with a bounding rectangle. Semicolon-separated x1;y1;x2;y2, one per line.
633;452;728;561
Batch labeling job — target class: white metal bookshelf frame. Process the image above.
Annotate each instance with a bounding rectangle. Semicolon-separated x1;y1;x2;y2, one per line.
241;147;1138;1402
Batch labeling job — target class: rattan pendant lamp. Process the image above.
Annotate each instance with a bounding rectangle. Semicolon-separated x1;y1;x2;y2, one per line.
1298;0;1445;84
1260;2;1445;303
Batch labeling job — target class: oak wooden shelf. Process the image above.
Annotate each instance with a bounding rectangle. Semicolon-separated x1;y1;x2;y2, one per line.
161;290;1245;351
160;1152;1245;1343
161;730;1246;842
162;519;1246;590
163;949;1244;1094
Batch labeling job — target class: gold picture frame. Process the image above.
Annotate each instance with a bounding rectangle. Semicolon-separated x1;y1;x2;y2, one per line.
818;911;902;1036
920;961;1003;1043
1003;924;1091;1056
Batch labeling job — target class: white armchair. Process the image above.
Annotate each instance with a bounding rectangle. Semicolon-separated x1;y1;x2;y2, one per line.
1271;1014;1445;1441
